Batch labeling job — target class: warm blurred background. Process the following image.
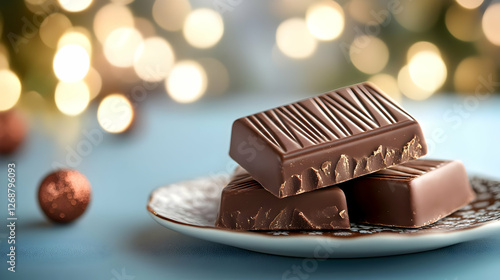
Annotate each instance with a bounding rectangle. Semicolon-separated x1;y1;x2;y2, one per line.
0;0;499;133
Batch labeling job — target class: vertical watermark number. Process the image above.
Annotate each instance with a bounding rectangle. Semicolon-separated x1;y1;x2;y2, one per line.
6;163;17;273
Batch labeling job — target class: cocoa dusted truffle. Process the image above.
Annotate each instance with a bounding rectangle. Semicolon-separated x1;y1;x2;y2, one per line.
38;170;92;223
0;109;27;155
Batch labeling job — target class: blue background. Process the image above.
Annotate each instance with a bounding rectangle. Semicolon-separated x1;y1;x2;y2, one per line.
1;92;499;280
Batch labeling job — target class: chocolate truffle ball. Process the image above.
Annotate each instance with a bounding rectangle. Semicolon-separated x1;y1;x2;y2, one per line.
38;170;91;223
0;109;27;155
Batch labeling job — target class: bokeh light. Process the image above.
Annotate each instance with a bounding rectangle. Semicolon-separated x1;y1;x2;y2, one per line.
39;13;72;48
347;0;387;25
368;74;401;103
58;0;93;12
398;65;435;101
93;4;134;44
482;3;500;46
276;18;317;59
394;0;442;32
111;0;134;4
133;37;175;82
454;56;496;93
104;27;143;68
97;94;134;133
0;52;9;69
53;44;90;82
55;81;90;116
84;67;102;100
456;0;483;9
0;69;21;111
408;51;447;92
445;4;480;42
166;61;207;103
305;1;344;41
406;41;440;61
57;29;92;54
183;9;224;49
152;0;191;32
350;36;389;74
135;17;156;38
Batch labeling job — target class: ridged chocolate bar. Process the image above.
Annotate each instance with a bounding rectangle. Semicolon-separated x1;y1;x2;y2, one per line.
229;82;427;198
340;159;476;228
215;168;350;230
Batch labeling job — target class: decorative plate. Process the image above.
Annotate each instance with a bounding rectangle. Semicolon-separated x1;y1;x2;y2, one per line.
147;175;500;258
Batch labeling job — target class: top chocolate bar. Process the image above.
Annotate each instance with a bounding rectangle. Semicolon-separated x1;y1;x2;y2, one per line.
229;82;427;198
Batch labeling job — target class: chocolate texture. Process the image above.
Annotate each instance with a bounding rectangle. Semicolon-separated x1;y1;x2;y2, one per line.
216;168;350;230
229;82;427;198
340;159;476;228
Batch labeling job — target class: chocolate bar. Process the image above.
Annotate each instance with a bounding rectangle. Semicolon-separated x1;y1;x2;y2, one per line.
215;168;350;230
230;82;427;198
339;159;476;228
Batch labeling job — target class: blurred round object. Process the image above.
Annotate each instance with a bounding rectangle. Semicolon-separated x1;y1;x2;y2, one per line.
111;0;134;4
347;0;387;25
55;81;90;116
456;0;483;9
97;94;134;134
482;3;500;46
276;18;317;59
368;74;401;103
133;37;175;82
183;9;224;49
454;56;496;93
445;4;481;42
38;170;91;223
394;0;442;32
406;41;440;62
166;61;207;103
408;51;447;92
53;44;90;82
93;4;134;44
0;69;21;111
104;27;143;68
0;110;27;155
306;0;344;41
58;0;93;12
153;0;191;32
398;65;435;100
39;13;72;48
58;28;92;54
84;67;102;100
135;17;156;38
350;36;389;74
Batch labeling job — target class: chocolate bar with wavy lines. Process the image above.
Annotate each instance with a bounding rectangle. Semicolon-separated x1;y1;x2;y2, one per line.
340;159;476;228
229;82;427;198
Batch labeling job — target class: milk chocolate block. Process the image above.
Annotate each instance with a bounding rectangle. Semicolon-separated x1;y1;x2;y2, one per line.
340;159;476;228
230;82;427;198
216;168;350;230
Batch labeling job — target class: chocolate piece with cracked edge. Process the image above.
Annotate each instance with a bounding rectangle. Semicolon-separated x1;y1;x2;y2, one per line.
229;82;427;198
339;159;476;228
215;167;350;230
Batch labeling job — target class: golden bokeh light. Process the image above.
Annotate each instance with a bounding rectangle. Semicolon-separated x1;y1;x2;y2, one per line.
271;0;314;18
153;0;191;32
53;44;90;82
166;61;207;103
306;1;344;41
135;17;156;38
454;56;496;93
134;37;175;82
111;0;134;4
199;57;230;96
445;5;480;42
276;18;317;59
406;41;440;62
394;0;442;32
456;0;483;9
347;0;387;25
57;29;92;54
97;94;134;134
104;27;143;68
93;4;134;44
58;0;93;12
55;81;90;116
368;74;401;103
408;51;447;92
0;52;9;69
84;67;102;100
482;3;500;46
183;9;224;49
39;13;72;48
0;69;22;111
350;36;389;74
398;65;435;101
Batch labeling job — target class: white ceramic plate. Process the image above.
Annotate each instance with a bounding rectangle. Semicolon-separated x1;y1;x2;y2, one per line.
147;175;500;258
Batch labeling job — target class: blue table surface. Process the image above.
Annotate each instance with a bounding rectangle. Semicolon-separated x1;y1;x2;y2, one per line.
1;92;499;280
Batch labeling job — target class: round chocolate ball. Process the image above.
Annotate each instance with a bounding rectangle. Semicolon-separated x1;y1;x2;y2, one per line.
0;109;27;155
38;170;91;223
